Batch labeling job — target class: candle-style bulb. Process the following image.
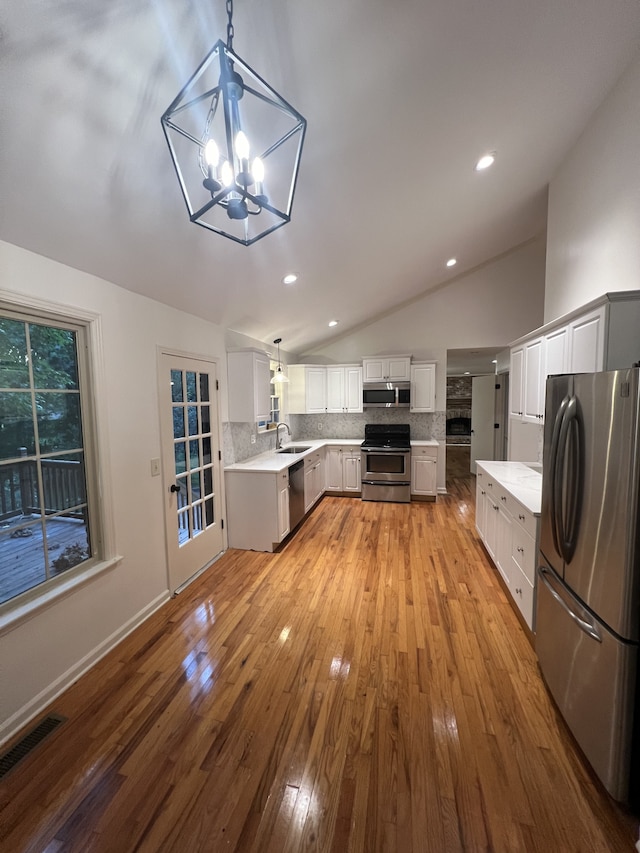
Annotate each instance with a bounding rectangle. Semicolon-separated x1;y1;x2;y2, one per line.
221;160;234;186
235;131;250;160
204;139;219;167
252;157;264;183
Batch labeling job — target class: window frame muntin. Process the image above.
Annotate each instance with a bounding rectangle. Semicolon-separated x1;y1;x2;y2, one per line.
0;299;107;616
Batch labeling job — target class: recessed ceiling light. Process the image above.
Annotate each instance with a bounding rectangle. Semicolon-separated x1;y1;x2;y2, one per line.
475;153;496;171
282;273;298;285
446;258;457;267
491;359;497;364
464;371;470;375
328;320;338;327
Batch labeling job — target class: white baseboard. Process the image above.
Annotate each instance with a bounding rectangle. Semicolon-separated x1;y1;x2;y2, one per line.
0;590;171;746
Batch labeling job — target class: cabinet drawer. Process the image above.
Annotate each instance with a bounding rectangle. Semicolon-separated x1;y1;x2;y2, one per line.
512;500;538;540
304;450;322;468
511;566;534;629
512;523;536;585
412;446;437;459
492;483;518;517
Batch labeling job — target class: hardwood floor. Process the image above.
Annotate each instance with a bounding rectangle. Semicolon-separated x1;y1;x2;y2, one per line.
1;482;637;852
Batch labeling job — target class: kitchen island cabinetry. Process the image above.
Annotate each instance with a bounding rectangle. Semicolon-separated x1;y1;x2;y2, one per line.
475;461;541;631
362;355;411;382
226;468;290;552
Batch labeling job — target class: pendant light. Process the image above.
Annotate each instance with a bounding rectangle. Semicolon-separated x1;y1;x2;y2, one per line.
272;338;289;384
161;0;307;246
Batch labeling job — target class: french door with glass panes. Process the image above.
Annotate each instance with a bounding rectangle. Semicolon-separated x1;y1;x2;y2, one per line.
159;352;224;592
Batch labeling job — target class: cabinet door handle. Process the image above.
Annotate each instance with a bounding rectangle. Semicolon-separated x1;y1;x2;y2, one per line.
500;496;507;502
518;514;525;521
494;505;499;511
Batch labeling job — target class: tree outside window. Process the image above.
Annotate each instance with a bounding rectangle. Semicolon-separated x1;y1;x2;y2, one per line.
0;313;96;606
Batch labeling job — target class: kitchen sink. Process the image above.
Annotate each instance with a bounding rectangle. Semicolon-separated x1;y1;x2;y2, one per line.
277;445;312;454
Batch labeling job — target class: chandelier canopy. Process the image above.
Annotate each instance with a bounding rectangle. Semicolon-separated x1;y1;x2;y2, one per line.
161;0;307;246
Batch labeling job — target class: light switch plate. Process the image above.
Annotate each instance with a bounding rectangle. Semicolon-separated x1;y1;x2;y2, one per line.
150;458;161;477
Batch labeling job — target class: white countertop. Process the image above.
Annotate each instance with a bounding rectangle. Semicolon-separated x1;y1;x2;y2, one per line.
224;438;440;474
476;460;542;515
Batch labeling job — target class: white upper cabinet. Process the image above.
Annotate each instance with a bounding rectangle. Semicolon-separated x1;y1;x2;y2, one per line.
227;348;271;423
291;364;362;414
523;337;544;423
509;346;524;419
326;365;363;413
410;362;436;412
509;294;640;425
568;307;605;374
544;325;569;378
362;355;411;382
288;365;327;414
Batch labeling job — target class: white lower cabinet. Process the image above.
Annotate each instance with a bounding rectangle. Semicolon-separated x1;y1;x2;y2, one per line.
343;452;361;491
304;449;325;512
226;469;290;552
277;471;290;541
411;446;437;497
475;463;540;630
325;447;344;491
325;445;361;493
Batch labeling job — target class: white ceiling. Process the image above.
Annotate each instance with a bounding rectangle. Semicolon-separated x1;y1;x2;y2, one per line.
1;1;640;356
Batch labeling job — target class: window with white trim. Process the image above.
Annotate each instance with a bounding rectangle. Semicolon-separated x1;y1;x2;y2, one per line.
0;308;101;606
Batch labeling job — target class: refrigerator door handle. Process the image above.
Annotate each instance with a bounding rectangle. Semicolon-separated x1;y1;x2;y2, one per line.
538;566;602;643
555;394;582;563
550;395;570;559
563;395;583;562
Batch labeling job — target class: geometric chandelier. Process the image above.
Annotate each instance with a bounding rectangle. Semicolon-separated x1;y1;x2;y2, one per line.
161;0;307;246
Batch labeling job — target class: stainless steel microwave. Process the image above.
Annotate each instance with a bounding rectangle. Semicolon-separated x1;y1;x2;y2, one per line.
362;382;410;408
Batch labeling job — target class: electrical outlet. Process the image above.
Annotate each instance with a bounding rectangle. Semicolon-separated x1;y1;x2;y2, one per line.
317;422;323;431
250;434;256;444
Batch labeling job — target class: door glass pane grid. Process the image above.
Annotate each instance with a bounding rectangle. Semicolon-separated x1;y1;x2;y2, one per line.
174;369;216;547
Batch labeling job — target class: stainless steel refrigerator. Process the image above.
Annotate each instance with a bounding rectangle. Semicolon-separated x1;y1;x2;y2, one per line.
537;368;640;803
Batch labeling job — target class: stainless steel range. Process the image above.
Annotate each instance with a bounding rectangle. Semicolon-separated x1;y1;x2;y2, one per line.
360;423;411;503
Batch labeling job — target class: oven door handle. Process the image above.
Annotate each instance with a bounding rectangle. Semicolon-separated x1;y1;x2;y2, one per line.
362;480;411;487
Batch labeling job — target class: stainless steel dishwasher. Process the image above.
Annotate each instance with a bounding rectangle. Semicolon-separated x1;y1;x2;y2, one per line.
288;459;305;531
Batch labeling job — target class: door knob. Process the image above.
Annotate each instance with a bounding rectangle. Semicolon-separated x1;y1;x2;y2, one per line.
170;483;181;493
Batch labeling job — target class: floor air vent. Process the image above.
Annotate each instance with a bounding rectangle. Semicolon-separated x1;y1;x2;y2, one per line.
0;714;67;779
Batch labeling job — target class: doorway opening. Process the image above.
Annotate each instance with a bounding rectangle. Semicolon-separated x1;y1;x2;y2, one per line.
445;348;508;489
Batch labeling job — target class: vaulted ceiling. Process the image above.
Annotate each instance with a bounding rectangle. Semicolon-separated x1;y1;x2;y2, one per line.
1;0;639;355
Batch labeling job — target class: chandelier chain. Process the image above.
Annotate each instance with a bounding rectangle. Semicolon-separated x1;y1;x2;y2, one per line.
226;0;234;49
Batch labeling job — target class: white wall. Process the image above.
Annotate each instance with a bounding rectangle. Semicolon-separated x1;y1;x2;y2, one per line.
0;240;236;741
545;52;640;322
304;237;546;404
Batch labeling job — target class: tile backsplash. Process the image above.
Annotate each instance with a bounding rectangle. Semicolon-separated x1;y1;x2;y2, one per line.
223;410;445;465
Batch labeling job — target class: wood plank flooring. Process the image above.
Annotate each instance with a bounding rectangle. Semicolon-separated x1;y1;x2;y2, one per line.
1;481;638;852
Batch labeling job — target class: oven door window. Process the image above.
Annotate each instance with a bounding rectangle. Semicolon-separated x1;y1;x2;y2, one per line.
365;453;406;475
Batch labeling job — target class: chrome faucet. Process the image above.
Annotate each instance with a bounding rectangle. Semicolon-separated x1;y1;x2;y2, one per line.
276;422;291;449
